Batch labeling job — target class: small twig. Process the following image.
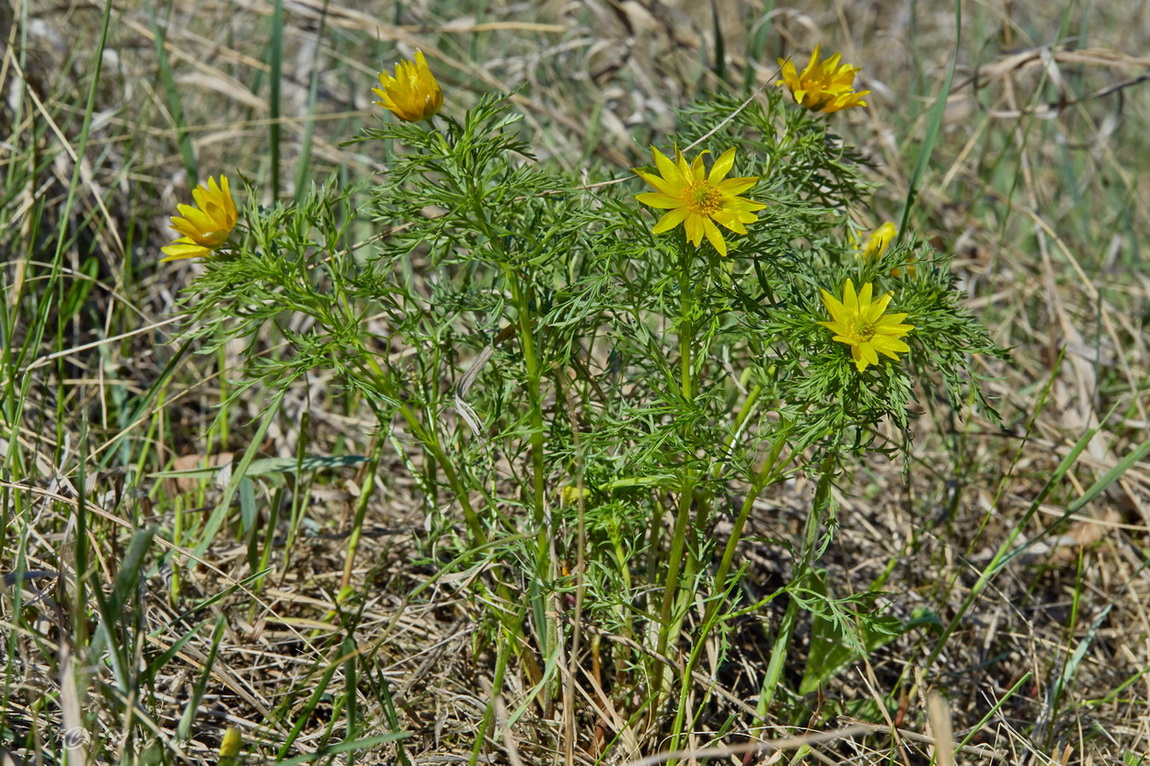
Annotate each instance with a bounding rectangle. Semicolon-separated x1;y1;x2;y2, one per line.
838;717;1010;761
621;724;875;766
22;316;183;373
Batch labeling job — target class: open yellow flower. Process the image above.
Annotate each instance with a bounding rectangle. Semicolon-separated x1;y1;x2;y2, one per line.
373;49;443;123
777;44;869;113
819;278;913;372
161;175;238;261
634;147;765;257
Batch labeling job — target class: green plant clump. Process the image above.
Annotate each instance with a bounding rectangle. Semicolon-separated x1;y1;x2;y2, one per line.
171;56;1004;754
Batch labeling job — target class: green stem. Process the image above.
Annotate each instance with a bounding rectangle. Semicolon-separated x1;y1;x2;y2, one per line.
451;150;554;693
716;383;764;479
358;344;548;686
503;266;556;704
712;435;789;604
655;244;698;699
656;475;696;659
344;290;485;545
677;248;693;402
341;443;384;589
611;531;635;658
470;629;512;766
460;149;547;533
461;188;548;561
359;351;486;545
667;435;790;751
503;267;547;527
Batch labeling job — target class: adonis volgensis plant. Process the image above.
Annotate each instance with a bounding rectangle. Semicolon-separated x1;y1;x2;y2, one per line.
165;46;1004;738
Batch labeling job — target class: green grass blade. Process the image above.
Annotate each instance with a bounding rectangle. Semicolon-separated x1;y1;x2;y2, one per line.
193;387;289;556
268;0;284;198
110;526;157;616
176;615;227;743
146;0;197;181
925;411;1096;674
273;733;410;765
898;0;961;237
293;0;332;201
275;651;343;758
710;0;726;85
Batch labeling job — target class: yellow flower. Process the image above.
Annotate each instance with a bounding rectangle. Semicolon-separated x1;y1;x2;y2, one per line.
861;221;897;260
777;44;869;113
859;222;916;278
373;49;443;123
819;278;913;372
634;146;765;257
161;175;238;261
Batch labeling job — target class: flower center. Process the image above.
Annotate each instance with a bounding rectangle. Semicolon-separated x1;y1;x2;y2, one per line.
850;318;875;342
686;181;723;216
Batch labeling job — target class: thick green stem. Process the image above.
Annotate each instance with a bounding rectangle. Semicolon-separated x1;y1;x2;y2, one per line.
469;629;512;766
712;435;789;605
503;266;557;701
504;267;547;527
656;475;696;659
712;383;763;482
456;166;555;693
341;444;384;590
463;165;546;532
358;346;548;685
611;531;635;655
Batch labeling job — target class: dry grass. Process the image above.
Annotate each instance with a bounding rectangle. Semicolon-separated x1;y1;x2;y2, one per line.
3;0;1150;764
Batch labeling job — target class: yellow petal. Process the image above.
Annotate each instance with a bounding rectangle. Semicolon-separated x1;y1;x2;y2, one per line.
842;279;859;313
635;192;683;209
820;289;847;322
683;213;704;246
716;177;758;197
651;147;683;186
702;218;727;256
872;336;911;357
709;148;736;183
635;169;681;197
863;222;897;259
160;243;209;261
856;343;879;369
711;210;749;234
653;207;689;234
